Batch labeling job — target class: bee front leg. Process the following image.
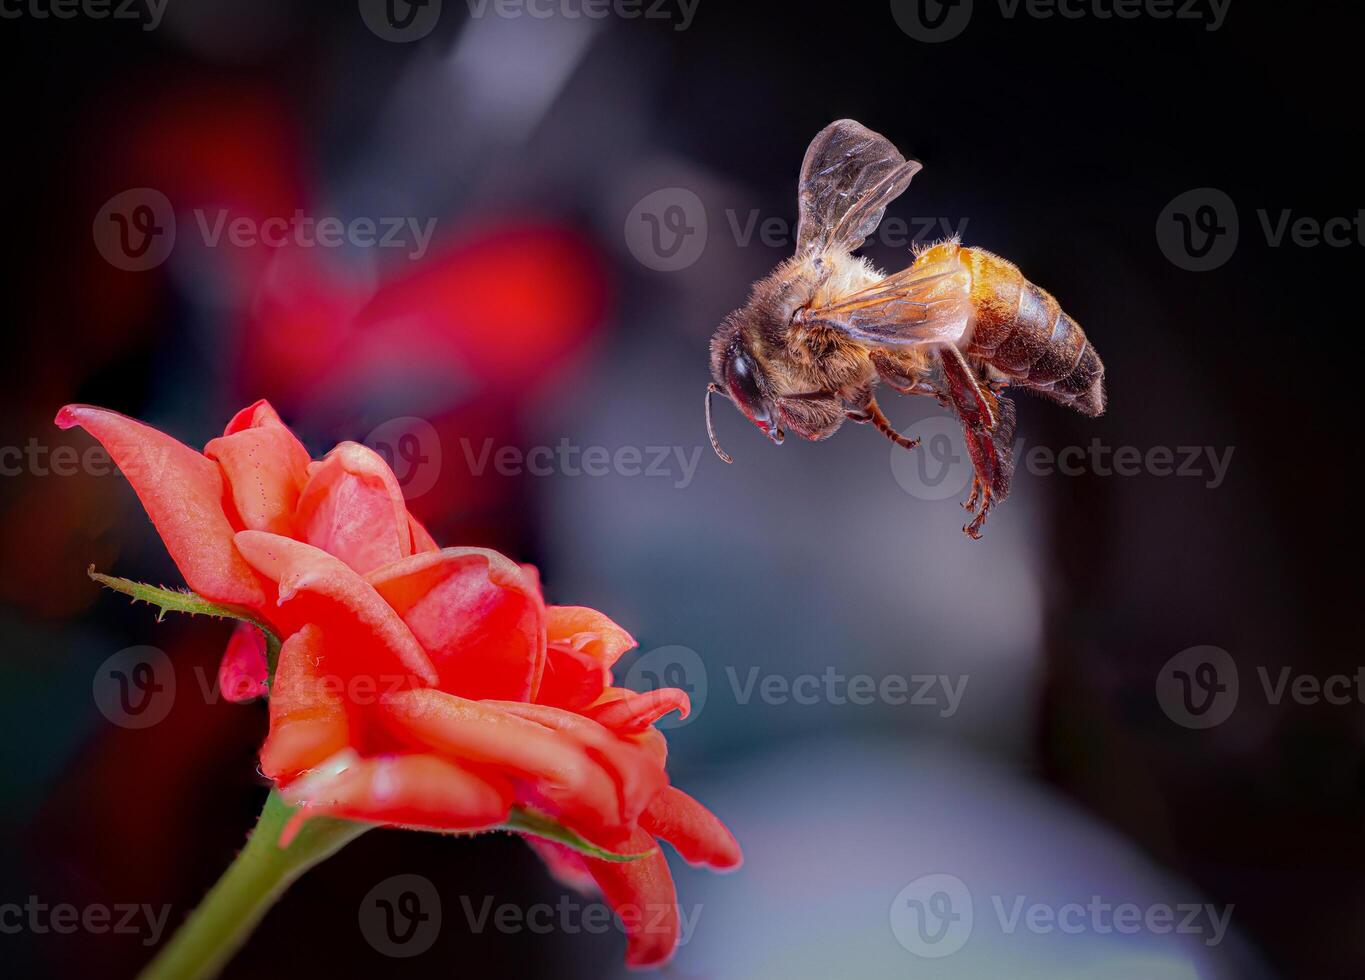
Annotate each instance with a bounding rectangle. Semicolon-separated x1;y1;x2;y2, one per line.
844;389;920;451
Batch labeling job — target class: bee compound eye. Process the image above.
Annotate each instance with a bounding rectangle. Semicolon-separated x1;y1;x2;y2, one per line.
726;352;771;426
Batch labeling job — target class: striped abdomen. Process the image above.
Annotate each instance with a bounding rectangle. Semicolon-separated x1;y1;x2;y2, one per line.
960;247;1105;416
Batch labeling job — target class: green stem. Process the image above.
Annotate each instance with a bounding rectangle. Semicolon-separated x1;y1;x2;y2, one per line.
138;790;369;980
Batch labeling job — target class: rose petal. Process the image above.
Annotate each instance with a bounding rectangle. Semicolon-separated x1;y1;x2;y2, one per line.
585;688;691;734
524;837;597;894
546;606;637;668
204;399;311;536
367;549;545;702
293;442;411;575
235;531;438;688
218;621;268;703
538;642;610;711
281;751;512;839
483;701;667;825
260;625;350;781
55;404;267;610
380;689;628;847
640;786;742;871
407;513;440;553
584;828;680;968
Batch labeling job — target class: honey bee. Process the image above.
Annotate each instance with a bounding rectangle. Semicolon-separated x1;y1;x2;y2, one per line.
706;119;1106;538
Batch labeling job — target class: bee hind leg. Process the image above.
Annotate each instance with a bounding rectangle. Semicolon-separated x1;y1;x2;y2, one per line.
937;346;1017;539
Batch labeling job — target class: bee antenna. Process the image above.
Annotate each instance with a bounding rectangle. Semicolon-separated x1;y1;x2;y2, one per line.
706;383;734;464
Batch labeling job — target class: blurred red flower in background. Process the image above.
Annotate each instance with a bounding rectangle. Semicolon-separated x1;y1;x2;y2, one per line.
56;400;739;968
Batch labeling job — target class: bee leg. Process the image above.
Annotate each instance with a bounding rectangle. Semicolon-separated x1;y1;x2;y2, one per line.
863;397;921;451
870;352;948;405
937;346;1017;538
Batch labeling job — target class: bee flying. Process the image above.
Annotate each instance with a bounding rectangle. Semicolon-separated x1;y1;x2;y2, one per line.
706;119;1106;538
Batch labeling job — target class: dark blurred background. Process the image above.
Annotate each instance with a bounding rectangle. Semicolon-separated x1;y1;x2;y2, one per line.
1;0;1360;976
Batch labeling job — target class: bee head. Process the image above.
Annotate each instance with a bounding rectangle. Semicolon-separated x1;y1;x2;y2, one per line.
706;329;784;463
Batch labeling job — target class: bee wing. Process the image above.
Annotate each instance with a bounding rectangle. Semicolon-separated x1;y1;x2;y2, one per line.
796;119;922;255
803;257;972;346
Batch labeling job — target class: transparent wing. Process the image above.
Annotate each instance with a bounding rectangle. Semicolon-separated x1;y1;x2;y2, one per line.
796;119;922;255
802;257;972;346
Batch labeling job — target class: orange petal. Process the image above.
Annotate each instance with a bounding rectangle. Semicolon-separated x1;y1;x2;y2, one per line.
367;549;545;702
585;688;691;734
407;513;440;553
54;404;267;610
546;605;637;668
293;442;411;575
218;621;268;703
204;400;311;536
640;786;742;871
235;531;438;688
381;689;627;846
538;642;611;711
484;701;667;825
584;828;680;969
280;752;512;840
524;837;597;894
260;625;350;781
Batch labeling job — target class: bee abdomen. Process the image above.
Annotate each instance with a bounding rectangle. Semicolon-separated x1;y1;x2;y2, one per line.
963;248;1106;417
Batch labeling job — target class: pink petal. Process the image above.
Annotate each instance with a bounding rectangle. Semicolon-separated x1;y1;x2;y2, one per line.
640;786;742;871
367;549;545;702
483;700;667;825
218;621;268;703
537;642;611;711
583;828;680;968
204;399;311;536
408;513;440;553
293;442;411;575
585;688;691;734
260;625;350;781
524;837;597;894
54;404;267;611
546;606;637;668
280;753;512;842
235;531;438;688
380;689;629;849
